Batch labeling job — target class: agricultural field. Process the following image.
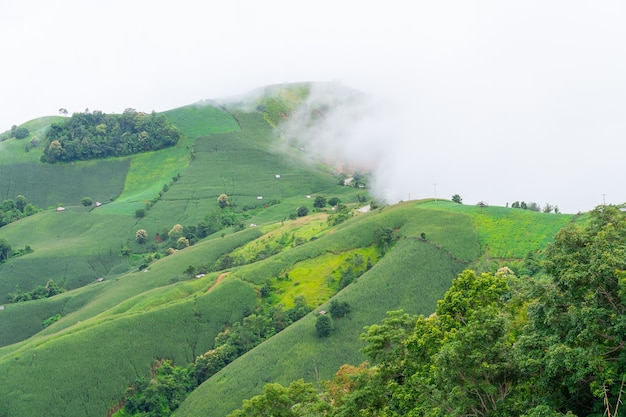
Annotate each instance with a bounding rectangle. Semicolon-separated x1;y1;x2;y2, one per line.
0;83;584;417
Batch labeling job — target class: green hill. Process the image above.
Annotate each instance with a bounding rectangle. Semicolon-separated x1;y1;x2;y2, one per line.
0;83;578;417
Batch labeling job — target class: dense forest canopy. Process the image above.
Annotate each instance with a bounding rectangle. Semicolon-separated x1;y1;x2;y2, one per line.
42;108;181;162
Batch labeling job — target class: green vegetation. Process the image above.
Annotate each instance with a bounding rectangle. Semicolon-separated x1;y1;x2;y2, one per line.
42;109;181;162
0;82;607;417
226;205;626;417
0;195;40;227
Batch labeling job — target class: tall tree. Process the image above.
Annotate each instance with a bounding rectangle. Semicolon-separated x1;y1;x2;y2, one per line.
519;204;626;416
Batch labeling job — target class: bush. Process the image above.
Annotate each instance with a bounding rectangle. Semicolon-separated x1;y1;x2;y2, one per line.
296;206;309;217
315;313;333;337
328;197;341;207
81;197;93;206
14;127;29;139
135;208;146;218
329;300;351;318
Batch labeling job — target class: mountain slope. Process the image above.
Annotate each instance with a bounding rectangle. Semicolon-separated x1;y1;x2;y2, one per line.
0;83;578;417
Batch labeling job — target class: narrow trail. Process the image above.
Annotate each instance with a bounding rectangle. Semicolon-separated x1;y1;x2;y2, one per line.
207;272;229;293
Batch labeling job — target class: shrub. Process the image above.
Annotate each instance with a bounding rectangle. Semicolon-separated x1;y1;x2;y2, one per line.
13;127;29;139
329;300;351;318
296;206;309;217
81;197;93;206
315;314;333;337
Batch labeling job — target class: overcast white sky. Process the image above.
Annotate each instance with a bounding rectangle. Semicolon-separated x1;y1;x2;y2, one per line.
1;0;625;213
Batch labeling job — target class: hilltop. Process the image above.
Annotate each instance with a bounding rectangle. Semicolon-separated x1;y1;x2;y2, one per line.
0;83;579;417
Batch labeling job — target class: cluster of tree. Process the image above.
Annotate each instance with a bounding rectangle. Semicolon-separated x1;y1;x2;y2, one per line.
228;204;626;417
8;279;64;303
132;207;255;257
41;108;181;163
0;195;40;227
511;200;560;213
122;297;313;417
0;124;30;141
312;195;342;209
0;238;33;265
315;300;352;337
337;171;368;188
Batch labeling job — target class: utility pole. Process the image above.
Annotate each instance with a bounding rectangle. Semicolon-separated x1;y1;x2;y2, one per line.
603;194;606;206
433;183;438;201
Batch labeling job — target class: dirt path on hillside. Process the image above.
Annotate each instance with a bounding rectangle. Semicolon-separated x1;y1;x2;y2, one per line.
207;272;229;293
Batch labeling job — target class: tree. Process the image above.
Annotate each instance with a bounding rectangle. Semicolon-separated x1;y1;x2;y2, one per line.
519;205;626;415
527;201;540;212
13;127;29;139
168;224;183;240
296;206;309;217
313;195;327;208
543;203;554;213
0;239;11;261
59;108;68;116
451;194;463;204
217;193;230;208
135;208;146;218
15;195;27;212
329;300;351;318
135;229;148;244
328;197;341;207
315;313;333;337
227;379;328;417
81;197;93;206
47;140;62;162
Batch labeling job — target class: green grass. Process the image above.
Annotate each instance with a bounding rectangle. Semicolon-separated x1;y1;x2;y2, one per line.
174;238;467;417
0;84;585;417
0;278;257;417
418;200;574;259
0;158;130;208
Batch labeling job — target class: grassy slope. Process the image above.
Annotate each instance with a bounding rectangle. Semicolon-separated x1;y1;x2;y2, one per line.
0;228;264;417
176;201;576;417
176;203;475;417
0;85;581;417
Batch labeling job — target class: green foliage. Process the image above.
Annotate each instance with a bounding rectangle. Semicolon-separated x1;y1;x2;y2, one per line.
42;313;61;328
80;197;93;206
315;313;333;337
42;109;181;162
227;379;328;417
13;127;29;139
328;300;351;318
124;360;195;416
451;193;462;204
0;195;40;227
225;205;624;417
9;279;65;303
313;195;327;208
296;206;309;217
0;238;11;262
